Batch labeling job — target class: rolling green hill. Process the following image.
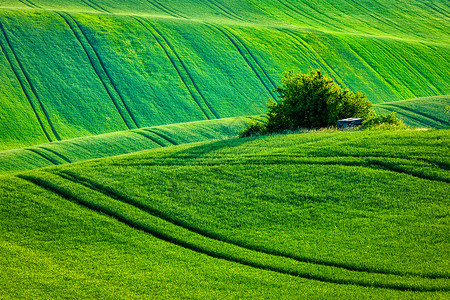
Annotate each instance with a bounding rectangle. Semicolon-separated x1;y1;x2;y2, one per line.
1;95;448;175
1;129;449;298
0;116;249;174
0;0;449;150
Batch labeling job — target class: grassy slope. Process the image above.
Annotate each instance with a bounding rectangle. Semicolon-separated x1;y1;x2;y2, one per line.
0;116;249;174
374;95;450;129
0;0;448;150
1;129;449;298
0;95;447;175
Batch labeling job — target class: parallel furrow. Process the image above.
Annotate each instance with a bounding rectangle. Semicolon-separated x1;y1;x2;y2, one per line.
143;129;178;145
132;17;217;119
207;23;277;101
143;0;187;19
25;149;61;165
17;173;449;291
0;21;58;142
275;28;344;85
81;0;110;14
202;0;245;22
39;147;71;163
18;0;40;9
132;131;166;147
59;169;448;278
56;12;138;129
386;104;448;125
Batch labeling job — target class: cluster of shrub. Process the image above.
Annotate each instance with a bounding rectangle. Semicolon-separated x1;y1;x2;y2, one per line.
239;69;405;138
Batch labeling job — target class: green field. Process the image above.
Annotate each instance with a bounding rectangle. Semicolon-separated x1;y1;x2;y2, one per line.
1;129;449;298
0;0;449;150
1;0;449;298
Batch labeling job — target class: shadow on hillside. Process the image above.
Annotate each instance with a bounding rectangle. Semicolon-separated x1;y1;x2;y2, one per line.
167;136;262;160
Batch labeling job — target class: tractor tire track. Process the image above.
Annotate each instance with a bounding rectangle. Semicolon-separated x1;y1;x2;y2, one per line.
206;23;277;101
132;130;166;147
25;149;61;165
81;0;111;14
57;12;138;130
58;169;449;278
17;173;449;291
132;17;217;119
143;128;178;145
202;0;245;22
0;21;58;142
276;28;344;85
39;147;71;163
143;0;187;19
386;104;448;125
18;0;40;9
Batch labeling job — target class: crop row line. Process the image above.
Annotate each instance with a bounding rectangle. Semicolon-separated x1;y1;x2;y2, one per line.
58;169;448;279
143;0;187;19
56;12;139;130
17;173;449;291
0;21;59;142
81;0;110;14
275;28;344;86
206;23;277;101
109;155;449;184
132;16;218;120
25;149;61;166
142;129;178;145
18;0;40;9
202;0;245;22
132;131;166;147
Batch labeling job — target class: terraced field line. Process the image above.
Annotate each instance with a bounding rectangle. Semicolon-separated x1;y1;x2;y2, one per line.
206;23;278;101
143;129;178;145
0;22;58;142
344;40;398;95
275;28;344;85
25;149;61;165
143;0;187;19
202;0;246;22
132;131;166;147
57;12;139;129
386;104;448;125
39;147;71;163
58;169;443;278
18;173;448;292
132;17;217;119
81;0;111;14
18;0;41;9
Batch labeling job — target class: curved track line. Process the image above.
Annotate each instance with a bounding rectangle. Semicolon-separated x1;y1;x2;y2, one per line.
143;129;178;145
132;17;217;119
18;174;449;291
202;0;245;22
132;130;166;147
0;22;58;142
25;149;60;165
58;169;448;279
143;0;187;19
18;0;40;9
206;23;277;101
275;28;344;85
81;0;110;14
56;12;138;129
39;147;71;163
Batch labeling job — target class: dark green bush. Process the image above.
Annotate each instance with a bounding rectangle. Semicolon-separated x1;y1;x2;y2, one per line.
361;112;405;129
239;69;373;137
238;118;266;138
266;69;372;132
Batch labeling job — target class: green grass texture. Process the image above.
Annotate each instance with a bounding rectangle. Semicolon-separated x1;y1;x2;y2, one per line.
374;95;450;129
1;95;448;174
0;116;249;174
1;129;449;298
0;0;448;150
